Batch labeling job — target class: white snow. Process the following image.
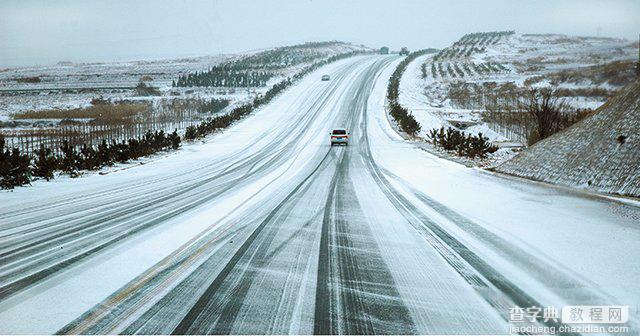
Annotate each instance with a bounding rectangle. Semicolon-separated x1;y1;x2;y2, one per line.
0;56;376;333
0;52;638;334
369;58;640;331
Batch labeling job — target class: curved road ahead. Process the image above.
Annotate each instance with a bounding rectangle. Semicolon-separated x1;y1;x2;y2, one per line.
0;55;638;334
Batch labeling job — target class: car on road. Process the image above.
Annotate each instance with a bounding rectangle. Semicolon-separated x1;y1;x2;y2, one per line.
321;74;330;81
330;128;349;146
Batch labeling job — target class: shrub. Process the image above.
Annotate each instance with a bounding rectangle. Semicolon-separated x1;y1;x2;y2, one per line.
33;144;59;180
1;136;32;189
428;127;498;159
184;125;197;140
79;144;100;170
169;129;181;149
134;81;161;96
389;103;421;136
59;140;80;173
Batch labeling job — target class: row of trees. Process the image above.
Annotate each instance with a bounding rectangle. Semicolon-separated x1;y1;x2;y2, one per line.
387;49;437;135
196;98;230;114
483;88;593;145
433;31;514;62
230;42;350;70
1;130;180;189
455;31;514;46
423;62;507;79
174;42;358;88
447;81;594;145
428;127;498;159
174;69;275;88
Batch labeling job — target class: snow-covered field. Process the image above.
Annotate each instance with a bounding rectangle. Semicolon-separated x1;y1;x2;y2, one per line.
1;53;638;335
0;42;367;120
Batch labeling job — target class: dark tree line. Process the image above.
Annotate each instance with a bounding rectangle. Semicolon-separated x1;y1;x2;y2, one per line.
197;98;230;114
229;41;347;70
387;49;437;136
174;42;366;88
1;130;180;189
175;68;275;88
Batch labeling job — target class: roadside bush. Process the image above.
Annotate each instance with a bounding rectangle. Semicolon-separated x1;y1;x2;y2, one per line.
97;140;114;166
169;130;181;149
59;140;80;174
33;144;59;180
184;126;198;140
79;144;100;170
0;135;32;189
428;127;498;159
389;103;421;135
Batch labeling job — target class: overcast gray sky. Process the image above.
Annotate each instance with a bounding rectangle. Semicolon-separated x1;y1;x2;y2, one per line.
1;0;638;67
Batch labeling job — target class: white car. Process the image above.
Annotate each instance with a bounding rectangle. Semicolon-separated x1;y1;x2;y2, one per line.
330;128;349;146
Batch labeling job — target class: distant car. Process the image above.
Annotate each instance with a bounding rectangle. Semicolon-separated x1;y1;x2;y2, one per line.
330;128;349;146
379;46;389;55
399;47;410;56
321;74;330;81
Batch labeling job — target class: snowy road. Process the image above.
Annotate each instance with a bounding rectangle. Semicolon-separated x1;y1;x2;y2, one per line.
1;55;638;334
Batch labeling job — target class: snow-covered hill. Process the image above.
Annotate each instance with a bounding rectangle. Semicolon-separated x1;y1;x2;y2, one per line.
495;81;640;197
399;31;637;151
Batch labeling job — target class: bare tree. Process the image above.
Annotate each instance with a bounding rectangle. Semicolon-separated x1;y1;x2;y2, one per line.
521;88;569;144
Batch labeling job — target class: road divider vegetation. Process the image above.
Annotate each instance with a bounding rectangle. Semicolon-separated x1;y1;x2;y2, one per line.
386;49;437;136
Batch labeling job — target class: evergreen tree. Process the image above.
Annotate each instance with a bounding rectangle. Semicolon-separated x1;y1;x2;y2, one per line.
169;129;181;149
60;140;80;174
0;142;31;189
79;144;100;170
33;144;59;181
